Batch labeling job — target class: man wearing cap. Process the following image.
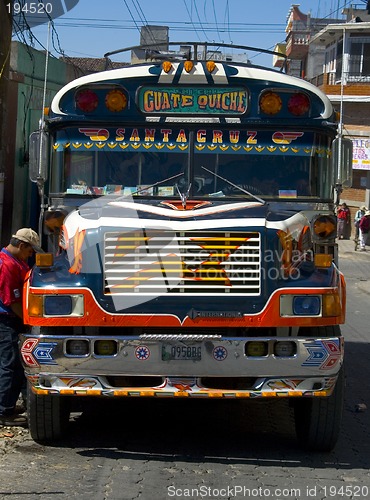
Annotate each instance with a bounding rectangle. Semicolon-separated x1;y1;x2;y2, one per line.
0;228;42;427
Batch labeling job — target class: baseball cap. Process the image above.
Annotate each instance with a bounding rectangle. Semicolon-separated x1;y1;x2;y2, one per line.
12;228;44;253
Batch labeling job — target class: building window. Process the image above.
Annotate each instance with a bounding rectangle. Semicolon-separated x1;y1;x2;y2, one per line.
335;39;343;81
349;38;370;80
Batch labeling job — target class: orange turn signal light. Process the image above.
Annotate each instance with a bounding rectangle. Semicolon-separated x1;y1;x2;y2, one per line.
36;253;54;267
28;294;43;317
322;294;341;317
314;253;333;268
259;92;282;115
105;89;127;112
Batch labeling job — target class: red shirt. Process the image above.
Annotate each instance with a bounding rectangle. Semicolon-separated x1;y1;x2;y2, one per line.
0;248;29;313
337;207;349;220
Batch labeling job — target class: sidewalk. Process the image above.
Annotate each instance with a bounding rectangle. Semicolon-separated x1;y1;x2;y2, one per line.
337;236;370;295
337;236;370;259
337;236;370;260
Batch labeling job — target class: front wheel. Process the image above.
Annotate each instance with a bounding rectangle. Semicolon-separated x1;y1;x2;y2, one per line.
27;383;70;443
294;367;344;452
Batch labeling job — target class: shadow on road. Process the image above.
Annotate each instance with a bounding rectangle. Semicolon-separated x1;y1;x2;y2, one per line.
28;340;369;471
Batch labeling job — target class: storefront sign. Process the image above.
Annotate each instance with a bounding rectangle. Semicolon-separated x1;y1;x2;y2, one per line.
352;138;370;170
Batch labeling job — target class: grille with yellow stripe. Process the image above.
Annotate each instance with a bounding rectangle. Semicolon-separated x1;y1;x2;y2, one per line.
104;230;261;295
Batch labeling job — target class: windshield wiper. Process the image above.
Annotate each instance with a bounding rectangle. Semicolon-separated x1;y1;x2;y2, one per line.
116;172;184;199
201;166;265;205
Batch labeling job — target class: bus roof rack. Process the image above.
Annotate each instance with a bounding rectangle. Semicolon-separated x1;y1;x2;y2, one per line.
104;41;288;72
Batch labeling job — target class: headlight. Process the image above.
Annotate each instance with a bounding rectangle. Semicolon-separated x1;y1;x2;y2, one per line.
293;296;321;316
44;295;72;315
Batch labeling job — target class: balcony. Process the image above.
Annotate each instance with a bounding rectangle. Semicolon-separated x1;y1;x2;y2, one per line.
286;31;310;59
309;72;370;95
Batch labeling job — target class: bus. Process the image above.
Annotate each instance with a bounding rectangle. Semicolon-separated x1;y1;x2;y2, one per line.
24;42;352;450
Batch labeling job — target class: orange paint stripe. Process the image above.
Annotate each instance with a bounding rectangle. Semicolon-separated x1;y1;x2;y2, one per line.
25;286;345;328
30;387;329;398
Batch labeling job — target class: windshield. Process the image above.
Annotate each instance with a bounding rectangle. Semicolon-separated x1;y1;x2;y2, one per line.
50;127;334;200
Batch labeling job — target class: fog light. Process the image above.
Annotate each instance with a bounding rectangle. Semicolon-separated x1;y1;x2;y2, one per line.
66;339;89;356
44;295;72;315
274;341;296;357
293;296;320;315
245;341;268;357
94;340;118;356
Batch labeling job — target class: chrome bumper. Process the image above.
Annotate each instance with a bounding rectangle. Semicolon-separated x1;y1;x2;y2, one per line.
20;334;343;398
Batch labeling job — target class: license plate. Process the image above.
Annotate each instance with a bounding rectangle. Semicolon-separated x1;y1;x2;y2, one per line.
162;343;202;361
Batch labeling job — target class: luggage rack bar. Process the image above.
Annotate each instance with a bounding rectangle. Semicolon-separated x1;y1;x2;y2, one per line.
104;41;287;71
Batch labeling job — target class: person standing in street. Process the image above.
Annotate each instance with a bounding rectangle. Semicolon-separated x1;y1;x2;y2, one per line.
359;211;370;251
0;228;43;427
336;202;350;239
354;205;367;242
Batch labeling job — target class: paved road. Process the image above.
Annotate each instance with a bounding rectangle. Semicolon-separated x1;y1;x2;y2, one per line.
0;238;369;500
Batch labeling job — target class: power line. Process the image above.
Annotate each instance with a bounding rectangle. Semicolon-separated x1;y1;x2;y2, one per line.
130;0;158;45
224;0;232;44
122;0;142;37
44;18;288;31
12;0;361;66
182;0;202;41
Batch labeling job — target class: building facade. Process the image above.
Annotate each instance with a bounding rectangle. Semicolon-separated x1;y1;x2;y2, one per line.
280;4;370;233
0;41;77;244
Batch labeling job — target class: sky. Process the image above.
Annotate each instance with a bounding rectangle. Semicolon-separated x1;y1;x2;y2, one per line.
12;0;355;68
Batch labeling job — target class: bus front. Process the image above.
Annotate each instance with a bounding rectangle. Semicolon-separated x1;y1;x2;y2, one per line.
23;48;350;450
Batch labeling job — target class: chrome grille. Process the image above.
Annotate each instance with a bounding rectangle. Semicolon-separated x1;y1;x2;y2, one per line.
104;230;261;296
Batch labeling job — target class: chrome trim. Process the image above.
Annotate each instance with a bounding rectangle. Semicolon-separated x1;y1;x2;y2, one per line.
140;334;222;340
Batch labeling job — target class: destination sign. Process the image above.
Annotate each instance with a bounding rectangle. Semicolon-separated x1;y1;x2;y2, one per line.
137;87;248;115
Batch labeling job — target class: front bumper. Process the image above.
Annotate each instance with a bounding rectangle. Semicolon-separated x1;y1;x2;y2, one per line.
21;334;343;399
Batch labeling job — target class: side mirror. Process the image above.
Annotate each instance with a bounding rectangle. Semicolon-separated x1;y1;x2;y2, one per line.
331;136;353;188
29;130;48;183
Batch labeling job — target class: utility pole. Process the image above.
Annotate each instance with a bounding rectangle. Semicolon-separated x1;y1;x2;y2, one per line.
0;0;12;242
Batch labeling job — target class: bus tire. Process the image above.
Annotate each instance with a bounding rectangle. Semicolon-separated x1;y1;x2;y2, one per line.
27;383;70;443
294;367;344;452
